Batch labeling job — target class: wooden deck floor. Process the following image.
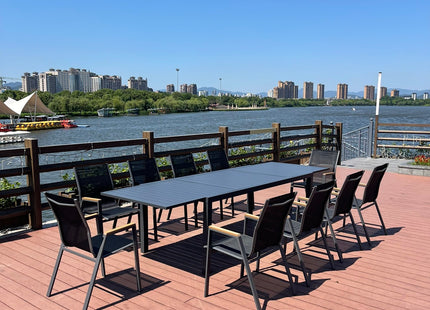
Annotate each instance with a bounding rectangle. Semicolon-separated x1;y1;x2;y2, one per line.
1;165;430;310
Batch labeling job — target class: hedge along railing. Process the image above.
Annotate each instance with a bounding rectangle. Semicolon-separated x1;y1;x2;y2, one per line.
374;122;430;158
0;120;341;230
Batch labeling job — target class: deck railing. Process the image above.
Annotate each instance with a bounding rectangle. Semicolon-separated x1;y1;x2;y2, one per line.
0;120;341;230
374;121;430;158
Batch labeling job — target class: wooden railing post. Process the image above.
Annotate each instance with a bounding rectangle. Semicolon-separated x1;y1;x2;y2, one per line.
272;123;281;162
315;120;322;150
335;122;343;164
143;131;154;158
24;138;42;230
219;126;229;156
373;115;379;158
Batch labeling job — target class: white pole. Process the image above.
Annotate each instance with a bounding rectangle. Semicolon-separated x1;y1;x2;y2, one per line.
375;72;382;116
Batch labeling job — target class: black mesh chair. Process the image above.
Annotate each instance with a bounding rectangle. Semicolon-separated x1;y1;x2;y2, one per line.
205;192;297;310
74;164;140;234
291;150;339;196
283;181;335;286
322;170;365;260
128;158;161;240
352;163;388;246
45;193;141;310
158;153;200;230
207;148;234;219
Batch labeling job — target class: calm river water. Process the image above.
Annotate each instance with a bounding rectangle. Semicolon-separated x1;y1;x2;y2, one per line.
21;105;430;146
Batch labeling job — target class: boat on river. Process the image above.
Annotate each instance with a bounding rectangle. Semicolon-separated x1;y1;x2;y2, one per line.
97;108;115;117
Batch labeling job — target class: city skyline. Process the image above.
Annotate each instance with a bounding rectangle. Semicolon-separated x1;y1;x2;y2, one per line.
1;1;429;93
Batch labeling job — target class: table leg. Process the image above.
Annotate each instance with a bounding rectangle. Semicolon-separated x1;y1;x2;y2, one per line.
139;204;148;253
305;176;313;197
247;192;255;213
203;198;213;245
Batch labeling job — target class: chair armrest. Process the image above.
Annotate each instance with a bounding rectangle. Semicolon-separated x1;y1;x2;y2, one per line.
105;223;136;235
82;196;101;203
244;213;259;221
297;196;309;202
293;200;307;208
358;183;366;187
209;224;240;238
85;213;99;220
322;171;335;176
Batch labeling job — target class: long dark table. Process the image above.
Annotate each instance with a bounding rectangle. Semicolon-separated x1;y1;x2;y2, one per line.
102;162;326;253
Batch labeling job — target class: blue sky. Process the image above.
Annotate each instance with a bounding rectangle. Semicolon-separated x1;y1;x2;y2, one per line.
1;0;429;93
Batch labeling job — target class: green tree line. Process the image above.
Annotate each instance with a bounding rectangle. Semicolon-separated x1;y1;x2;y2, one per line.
1;89;429;117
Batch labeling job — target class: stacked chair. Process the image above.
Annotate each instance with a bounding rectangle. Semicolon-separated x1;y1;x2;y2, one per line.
207;148;234;219
74;163;140;234
45;192;141;310
205;192;297;310
352;163;389;246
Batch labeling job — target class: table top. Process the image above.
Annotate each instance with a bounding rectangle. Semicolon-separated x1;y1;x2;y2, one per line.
102;162;326;209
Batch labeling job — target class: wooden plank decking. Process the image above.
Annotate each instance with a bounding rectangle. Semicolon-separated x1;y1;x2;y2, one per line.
1;165;430;309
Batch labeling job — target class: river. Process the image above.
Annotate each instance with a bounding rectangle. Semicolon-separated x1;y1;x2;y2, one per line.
18;105;429;146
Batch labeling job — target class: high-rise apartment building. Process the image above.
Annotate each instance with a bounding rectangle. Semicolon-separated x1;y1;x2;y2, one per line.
423;92;429;100
166;84;175;93
317;84;324;99
273;81;296;99
38;72;56;93
128;77;148;91
303;82;313;99
380;86;387;98
91;76;102;92
180;84;188;93
21;72;39;93
412;93;417;100
187;84;197;95
294;85;298;99
101;75;122;90
391;89;399;97
364;85;375;100
336;83;348;99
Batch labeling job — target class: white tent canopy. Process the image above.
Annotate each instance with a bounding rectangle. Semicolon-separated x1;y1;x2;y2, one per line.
0;100;19;116
4;92;53;116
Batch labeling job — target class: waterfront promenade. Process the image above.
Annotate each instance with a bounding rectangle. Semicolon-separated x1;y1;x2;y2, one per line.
0;161;429;309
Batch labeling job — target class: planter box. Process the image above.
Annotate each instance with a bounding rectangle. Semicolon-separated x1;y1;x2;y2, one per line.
0;205;31;230
398;164;430;177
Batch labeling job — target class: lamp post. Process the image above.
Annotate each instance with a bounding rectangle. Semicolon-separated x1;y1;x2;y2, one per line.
373;72;382;158
219;77;222;95
176;68;179;92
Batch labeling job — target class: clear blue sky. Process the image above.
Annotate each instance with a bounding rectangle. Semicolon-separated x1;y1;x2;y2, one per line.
1;0;429;93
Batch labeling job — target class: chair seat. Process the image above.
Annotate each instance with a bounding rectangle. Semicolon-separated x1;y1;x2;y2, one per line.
212;234;254;259
283;219;302;237
91;234;135;256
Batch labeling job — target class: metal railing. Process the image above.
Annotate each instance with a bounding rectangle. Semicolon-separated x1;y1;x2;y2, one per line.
342;119;374;161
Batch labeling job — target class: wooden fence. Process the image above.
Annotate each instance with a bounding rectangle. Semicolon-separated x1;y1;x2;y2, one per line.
374;121;430;157
0;120;341;230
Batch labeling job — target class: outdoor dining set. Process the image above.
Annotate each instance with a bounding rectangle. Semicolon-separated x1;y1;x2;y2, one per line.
44;148;388;310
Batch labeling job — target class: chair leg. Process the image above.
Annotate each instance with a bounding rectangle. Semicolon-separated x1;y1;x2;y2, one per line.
290;235;311;287
231;197;235;217
326;220;343;263
278;245;296;295
83;255;103;310
153;207;158;241
194;201;199;228
355;205;372;246
132;227;142;292
204;232;213;297
237;242;261;310
47;245;65;297
167;208;172;220
349;213;363;250
374;201;387;235
157;209;163;223
319;227;335;270
184;205;188;230
219;199;224;220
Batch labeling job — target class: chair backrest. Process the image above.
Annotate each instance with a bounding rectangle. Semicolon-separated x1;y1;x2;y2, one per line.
128;158;161;186
333;170;364;215
170;153;197;177
207;149;230;171
300;181;335;232
309;150;340;183
251;191;296;255
362;163;388;204
45;192;94;255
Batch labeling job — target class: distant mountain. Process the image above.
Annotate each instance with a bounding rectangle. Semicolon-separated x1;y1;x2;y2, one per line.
3;82;21;90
